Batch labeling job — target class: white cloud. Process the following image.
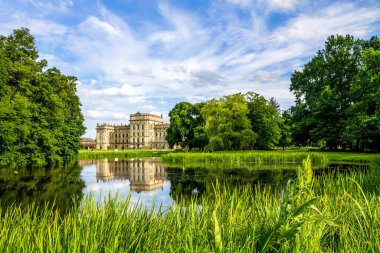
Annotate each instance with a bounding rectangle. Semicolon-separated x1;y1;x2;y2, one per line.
158;100;168;105
1;0;379;137
79;16;120;36
87;84;137;96
86;110;129;120
265;0;306;11
141;105;157;110
225;0;252;8
225;0;306;11
28;0;74;12
0;12;68;36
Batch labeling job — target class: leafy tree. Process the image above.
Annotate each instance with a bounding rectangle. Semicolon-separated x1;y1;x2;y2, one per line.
201;93;257;151
166;102;208;149
289;35;379;150
245;92;282;149
0;28;85;167
342;48;380;151
278;110;292;150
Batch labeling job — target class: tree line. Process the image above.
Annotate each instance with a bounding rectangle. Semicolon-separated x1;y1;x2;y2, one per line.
167;34;380;151
166;92;285;151
0;28;85;167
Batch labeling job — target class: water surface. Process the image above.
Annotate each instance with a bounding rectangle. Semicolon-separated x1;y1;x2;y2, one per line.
0;157;371;213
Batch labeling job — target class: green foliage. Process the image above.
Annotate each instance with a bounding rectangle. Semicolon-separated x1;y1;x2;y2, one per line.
278;110;292;150
290;34;380;150
246;92;282;149
166;102;208;149
0;28;85;167
343;48;380;151
202;93;257;150
166;92;285;151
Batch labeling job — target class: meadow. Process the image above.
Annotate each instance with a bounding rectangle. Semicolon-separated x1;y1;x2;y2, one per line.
1;156;379;252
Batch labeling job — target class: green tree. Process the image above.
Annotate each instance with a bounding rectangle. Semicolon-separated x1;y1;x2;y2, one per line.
278;110;292;150
342;48;380;151
201;93;257;151
166;102;208;149
245;92;282;149
289;35;379;149
0;28;85;167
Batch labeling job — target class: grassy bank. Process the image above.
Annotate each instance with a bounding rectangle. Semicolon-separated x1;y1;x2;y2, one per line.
1;157;380;252
161;151;380;169
324;152;380;165
78;149;173;160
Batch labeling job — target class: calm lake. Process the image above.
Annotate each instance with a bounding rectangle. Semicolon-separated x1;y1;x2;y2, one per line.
0;157;370;213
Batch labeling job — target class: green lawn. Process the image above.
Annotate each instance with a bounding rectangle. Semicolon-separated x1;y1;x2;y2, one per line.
77;149;173;159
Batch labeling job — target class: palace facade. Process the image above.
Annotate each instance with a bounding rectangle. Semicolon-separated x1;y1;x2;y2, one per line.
96;112;170;150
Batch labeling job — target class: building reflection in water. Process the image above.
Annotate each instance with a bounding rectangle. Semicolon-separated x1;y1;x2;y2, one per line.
95;158;167;192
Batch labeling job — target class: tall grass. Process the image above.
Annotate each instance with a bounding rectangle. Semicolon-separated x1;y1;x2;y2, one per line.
1;157;380;252
161;151;329;169
161;151;380;170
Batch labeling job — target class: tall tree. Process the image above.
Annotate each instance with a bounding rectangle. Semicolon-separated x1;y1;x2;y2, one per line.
201;93;257;151
289;35;379;149
278;110;292;150
342;48;380;151
245;92;282;149
0;28;85;167
166;102;208;149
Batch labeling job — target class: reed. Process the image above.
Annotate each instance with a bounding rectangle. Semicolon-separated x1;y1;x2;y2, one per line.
1;158;380;252
161;151;329;169
161;151;380;170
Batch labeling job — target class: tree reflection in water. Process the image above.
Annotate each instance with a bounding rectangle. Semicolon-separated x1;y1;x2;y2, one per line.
0;162;85;215
166;167;296;205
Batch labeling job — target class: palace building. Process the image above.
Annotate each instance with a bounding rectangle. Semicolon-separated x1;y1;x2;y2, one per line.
96;112;170;150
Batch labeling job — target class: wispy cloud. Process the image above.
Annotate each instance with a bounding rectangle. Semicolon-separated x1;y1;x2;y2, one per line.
1;0;379;137
28;0;74;13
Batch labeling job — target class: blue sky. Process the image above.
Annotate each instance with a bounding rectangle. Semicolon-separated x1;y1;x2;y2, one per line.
1;0;379;138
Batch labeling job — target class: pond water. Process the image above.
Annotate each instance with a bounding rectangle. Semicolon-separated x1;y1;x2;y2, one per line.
0;157;371;214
